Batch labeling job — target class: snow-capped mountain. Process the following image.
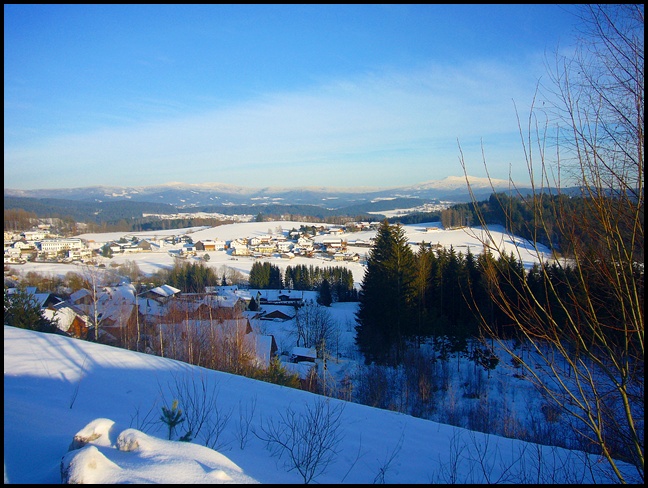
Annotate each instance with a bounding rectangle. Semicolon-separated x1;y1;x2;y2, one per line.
4;176;522;209
410;175;514;191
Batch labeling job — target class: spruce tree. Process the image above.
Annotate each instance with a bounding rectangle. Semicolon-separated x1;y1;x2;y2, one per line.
4;287;57;333
268;264;283;289
355;220;417;365
317;279;332;307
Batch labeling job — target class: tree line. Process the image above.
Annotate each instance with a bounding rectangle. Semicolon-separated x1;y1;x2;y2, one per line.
248;261;357;302
435;192;643;258
354;219;643;367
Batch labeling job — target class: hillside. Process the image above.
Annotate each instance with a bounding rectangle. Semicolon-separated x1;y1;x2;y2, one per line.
4;325;636;484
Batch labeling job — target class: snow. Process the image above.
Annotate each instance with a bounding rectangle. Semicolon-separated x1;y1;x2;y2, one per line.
60;418;257;484
4;325;637;484
7;220;553;291
7;219;637;484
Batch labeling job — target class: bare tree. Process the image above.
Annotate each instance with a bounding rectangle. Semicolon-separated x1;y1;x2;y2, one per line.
294;300;338;360
460;5;643;482
76;263;117;342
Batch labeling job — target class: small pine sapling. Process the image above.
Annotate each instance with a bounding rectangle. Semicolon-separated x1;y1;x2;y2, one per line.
160;399;185;440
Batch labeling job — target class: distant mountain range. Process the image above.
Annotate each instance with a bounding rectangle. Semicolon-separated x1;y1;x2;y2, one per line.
5;176;522;210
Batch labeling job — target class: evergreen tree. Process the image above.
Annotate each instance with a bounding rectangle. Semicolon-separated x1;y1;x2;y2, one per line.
355;220;417;365
268;263;283;289
249;261;270;289
317;279;333;307
413;243;434;344
4;287;57;333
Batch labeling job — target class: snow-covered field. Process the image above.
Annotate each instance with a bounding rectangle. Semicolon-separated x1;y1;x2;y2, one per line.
7;220;552;288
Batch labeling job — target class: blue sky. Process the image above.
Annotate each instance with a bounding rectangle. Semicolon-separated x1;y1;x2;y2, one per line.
4;4;580;190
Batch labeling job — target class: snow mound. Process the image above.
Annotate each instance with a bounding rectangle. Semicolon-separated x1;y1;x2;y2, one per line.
61;419;259;484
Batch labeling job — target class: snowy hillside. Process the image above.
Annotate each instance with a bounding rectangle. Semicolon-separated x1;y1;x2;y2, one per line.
4;325;636;484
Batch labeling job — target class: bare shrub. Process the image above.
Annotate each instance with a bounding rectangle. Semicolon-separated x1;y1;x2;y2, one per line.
129;400;159;434
353;363;391;409
402;348;438;418
235;396;257;450
372;429;405;484
160;371;232;450
253;397;344;484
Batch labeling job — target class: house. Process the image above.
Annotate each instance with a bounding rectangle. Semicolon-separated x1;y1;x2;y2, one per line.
260;309;295;322
250;235;273;246
6;286;37;296
171;293;246;320
230;239;250;256
250;334;279;369
283;347;318;390
40;238;85;255
135;240;153;251
63;284;138;344
181;243;196;255
139;285;181;304
5;287;63;309
32;292;64;309
3;246;25;264
290;346;317;363
194;240;217;252
70;288;93;307
276;240;293;253
44;302;89;339
89;284;139;345
22;230;48;241
66;248;94;261
255;243;276;255
297;236;314;250
108;242;123;254
321;237;343;251
10;240;38;259
282;360;318;390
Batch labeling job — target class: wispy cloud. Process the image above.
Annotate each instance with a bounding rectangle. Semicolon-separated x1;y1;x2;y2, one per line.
5;61;540;189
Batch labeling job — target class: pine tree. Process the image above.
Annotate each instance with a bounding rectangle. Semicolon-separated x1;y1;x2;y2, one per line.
4;287;57;333
268;264;283;289
160;399;185;440
317;279;332;307
355;220;417;365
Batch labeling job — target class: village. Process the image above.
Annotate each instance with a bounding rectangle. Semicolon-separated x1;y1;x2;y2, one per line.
3;219;384;265
3;220;384;390
4;216;547;394
5;278;346;391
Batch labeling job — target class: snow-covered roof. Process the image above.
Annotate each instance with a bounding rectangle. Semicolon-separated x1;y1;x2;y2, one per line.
291;346;316;359
147;285;181;297
70;288;92;303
